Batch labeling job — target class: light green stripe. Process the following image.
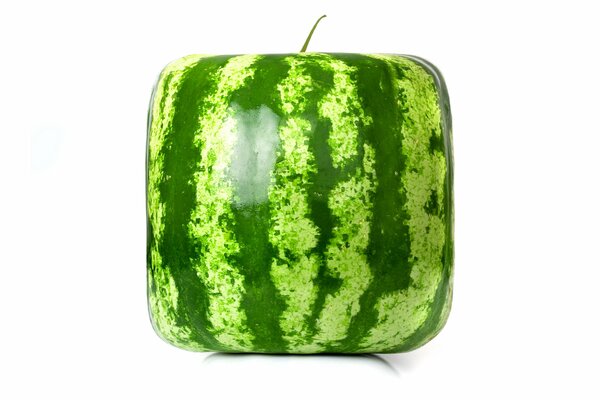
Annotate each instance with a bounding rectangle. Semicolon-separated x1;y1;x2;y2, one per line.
359;54;447;351
318;59;372;169
314;144;377;344
269;57;321;353
188;54;260;351
313;57;376;346
147;55;207;350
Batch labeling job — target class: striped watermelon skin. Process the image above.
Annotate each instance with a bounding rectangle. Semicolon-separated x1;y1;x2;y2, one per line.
146;53;453;353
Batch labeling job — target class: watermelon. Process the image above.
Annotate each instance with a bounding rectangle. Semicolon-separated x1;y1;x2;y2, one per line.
146;52;453;353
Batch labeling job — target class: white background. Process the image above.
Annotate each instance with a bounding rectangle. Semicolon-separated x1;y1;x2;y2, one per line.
1;0;599;398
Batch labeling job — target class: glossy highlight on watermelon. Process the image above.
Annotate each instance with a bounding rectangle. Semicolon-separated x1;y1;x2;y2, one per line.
146;53;453;353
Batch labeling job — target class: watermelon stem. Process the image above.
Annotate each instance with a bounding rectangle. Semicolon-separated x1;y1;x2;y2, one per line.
300;14;327;53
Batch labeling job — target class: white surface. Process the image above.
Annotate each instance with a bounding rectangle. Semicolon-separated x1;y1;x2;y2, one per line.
2;0;599;398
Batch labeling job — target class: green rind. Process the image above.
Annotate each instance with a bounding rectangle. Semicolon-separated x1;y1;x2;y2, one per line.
224;57;295;353
340;55;412;351
146;53;453;353
187;55;261;351
155;55;242;352
311;56;376;349
147;55;210;351
268;56;322;352
384;54;454;352
357;54;449;352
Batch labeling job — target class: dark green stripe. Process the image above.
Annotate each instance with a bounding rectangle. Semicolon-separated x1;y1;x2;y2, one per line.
187;54;263;351
160;55;234;352
357;54;448;351
340;55;412;351
310;55;376;346
147;56;211;350
300;57;339;341
228;55;296;352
